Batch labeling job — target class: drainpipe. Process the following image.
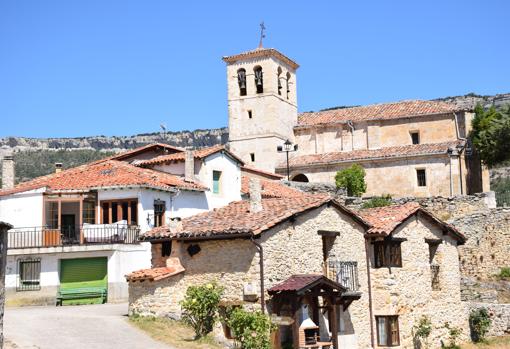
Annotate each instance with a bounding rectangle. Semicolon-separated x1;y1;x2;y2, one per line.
453;112;467;195
169;189;181;219
250;235;265;314
364;237;375;349
448;149;454;196
347;120;355;151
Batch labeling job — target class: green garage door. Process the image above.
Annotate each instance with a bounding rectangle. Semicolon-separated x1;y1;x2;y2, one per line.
60;257;108;305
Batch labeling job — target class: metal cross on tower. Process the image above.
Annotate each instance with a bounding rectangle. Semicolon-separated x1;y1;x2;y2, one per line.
258;21;266;48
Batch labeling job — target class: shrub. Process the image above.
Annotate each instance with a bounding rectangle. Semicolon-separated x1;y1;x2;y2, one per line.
361;194;392;209
226;308;274;349
498;267;510;279
414;315;432;339
180;282;223;339
469;308;491;343
335;164;367;197
441;322;462;349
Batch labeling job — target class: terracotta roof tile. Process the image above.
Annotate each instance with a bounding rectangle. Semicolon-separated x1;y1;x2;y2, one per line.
297;100;464;127
281;141;462;168
241;166;284;180
222;48;299;69
268;274;323;293
125;266;184;282
109;143;184;161
240;176;304;199
135;145;243;167
0;159;206;197
358;202;465;242
142;195;363;240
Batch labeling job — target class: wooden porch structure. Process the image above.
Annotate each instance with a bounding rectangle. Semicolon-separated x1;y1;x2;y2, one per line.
268;274;361;349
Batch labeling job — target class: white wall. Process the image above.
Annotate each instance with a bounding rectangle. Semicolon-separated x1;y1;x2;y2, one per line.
0;190;44;228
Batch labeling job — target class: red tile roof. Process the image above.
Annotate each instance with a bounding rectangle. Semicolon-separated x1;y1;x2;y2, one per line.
135;145;244;167
142;195;368;240
241;166;284;180
268;274;346;294
109;143;184;161
125;266;184;282
241;176;304;199
358;202;465;242
297;100;464;127
0;159;206;197
280;141;462;168
222;48;299;70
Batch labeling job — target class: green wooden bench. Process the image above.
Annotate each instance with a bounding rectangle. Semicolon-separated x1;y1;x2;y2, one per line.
56;287;107;306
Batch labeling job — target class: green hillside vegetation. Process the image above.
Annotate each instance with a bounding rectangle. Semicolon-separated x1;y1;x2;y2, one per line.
1;149;115;185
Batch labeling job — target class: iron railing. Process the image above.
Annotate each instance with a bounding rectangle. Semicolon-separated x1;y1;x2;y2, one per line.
8;224;141;249
17;259;41;291
328;260;359;292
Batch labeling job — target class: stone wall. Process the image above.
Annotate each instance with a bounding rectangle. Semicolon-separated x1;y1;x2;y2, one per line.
468;303;510;337
451;208;510;279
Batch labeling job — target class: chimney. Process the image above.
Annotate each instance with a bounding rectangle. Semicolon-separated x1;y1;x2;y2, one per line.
55;163;63;173
184;150;194;182
249;178;262;213
2;154;15;189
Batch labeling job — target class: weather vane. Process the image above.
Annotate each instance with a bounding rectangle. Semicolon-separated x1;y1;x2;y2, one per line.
258;21;266;48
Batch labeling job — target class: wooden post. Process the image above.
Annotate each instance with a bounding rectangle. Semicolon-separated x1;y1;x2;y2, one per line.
330;302;339;349
0;221;13;348
79;197;84;244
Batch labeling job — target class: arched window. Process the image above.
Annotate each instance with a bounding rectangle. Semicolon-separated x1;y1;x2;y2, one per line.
237;68;247;96
286;72;291;99
254;66;263;94
277;67;283;95
292;174;309;182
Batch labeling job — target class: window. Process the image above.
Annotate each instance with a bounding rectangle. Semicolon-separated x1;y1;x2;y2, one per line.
411;131;420;145
416;169;427;187
250;153;255;162
17;259;41;291
254;66;263;94
237;68;247;96
161;241;172;257
286;72;291;99
376;316;400;346
82;200;96;224
277;67;282;95
212;170;222;194
100;199;138;225
46;201;58;229
154;200;166;227
374;239;402;268
248;110;253;119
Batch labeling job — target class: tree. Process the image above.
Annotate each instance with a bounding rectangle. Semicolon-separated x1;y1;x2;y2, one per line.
335;164;367;196
470;104;510;167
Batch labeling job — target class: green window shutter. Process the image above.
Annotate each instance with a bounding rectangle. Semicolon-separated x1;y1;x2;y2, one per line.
212;171;221;194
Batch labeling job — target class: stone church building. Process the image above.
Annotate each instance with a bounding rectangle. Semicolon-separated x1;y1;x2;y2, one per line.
223;47;490;197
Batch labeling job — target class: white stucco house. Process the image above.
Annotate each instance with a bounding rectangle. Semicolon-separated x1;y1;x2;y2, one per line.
0;143;245;305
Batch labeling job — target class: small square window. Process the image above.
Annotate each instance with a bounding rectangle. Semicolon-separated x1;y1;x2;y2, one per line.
374;240;402;268
161;241;172;257
17;260;41;292
416;169;427;187
411;131;420;144
212;170;222;194
376;316;400;346
250;153;255;162
248;110;253;119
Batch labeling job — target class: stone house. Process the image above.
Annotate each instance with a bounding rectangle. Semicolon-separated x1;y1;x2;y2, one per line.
223;46;490;197
0;143;246;305
127;185;468;349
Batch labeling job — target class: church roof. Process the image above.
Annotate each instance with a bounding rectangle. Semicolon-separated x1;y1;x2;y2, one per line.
223;48;299;70
279;141;463;169
297;100;467;127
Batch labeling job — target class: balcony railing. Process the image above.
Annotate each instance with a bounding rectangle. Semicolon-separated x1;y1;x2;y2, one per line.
328;260;360;292
8;224;141;249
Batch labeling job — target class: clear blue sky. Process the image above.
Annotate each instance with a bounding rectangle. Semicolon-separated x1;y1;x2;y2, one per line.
1;0;509;138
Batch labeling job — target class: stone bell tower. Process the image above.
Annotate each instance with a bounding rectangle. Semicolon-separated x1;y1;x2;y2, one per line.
223;47;299;172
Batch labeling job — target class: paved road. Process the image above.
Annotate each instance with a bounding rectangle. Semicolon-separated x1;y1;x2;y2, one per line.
4;303;173;349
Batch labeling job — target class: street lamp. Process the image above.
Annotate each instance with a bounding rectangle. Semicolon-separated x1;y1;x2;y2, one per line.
277;139;298;180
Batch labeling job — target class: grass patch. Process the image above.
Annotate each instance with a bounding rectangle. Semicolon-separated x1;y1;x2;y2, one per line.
129;315;225;349
462;336;510;348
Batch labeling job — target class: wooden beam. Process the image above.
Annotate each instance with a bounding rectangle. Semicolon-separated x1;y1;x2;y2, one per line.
318;230;340;237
